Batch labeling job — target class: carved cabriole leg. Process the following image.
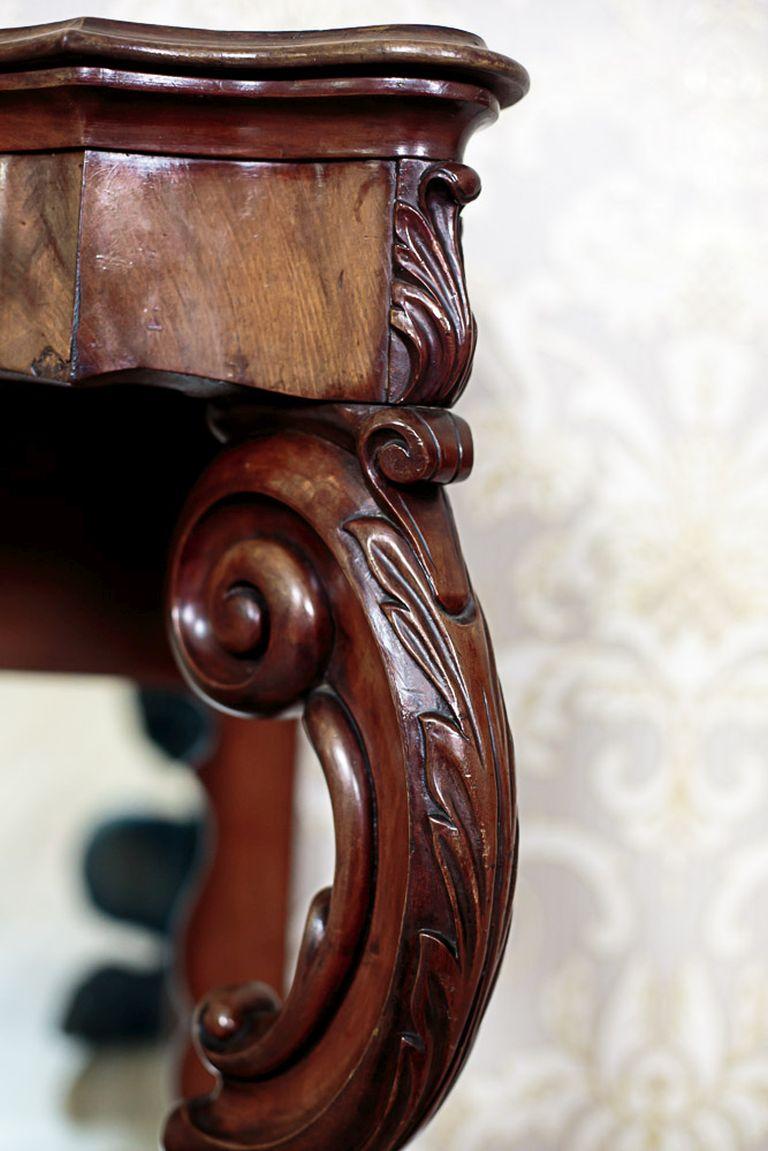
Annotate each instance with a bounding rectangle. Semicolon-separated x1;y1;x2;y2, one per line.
163;404;517;1151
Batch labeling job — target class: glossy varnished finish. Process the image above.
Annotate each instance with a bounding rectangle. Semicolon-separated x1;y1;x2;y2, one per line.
0;20;527;159
0;152;82;379
165;405;517;1151
0;20;527;402
0;153;483;404
0;18;527;1150
76;154;394;395
0;20;528;107
389;160;480;403
0;73;500;161
180;716;298;1100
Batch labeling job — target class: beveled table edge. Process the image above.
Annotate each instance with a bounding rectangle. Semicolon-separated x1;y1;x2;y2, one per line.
0;18;529;107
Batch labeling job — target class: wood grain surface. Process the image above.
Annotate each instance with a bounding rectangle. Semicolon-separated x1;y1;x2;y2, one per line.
0;23;526;1147
0;152;81;380
0;72;498;161
75;153;394;398
164;403;517;1151
0;18;529;109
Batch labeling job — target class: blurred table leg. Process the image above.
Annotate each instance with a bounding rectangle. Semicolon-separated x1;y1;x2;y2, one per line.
179;716;298;1097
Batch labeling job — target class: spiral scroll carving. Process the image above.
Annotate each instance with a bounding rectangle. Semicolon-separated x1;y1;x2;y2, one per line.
171;500;333;715
164;403;517;1151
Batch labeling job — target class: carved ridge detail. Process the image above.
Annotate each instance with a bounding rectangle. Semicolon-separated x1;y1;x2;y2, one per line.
388;162;481;405
164;404;516;1151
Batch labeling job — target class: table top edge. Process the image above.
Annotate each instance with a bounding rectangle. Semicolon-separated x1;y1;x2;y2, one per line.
0;18;529;107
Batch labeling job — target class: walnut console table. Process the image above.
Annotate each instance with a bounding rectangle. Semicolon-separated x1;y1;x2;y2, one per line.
0;19;528;1150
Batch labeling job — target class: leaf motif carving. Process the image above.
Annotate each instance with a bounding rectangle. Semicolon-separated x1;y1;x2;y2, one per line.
347;518;471;722
346;503;512;1144
389;161;481;405
165;407;516;1151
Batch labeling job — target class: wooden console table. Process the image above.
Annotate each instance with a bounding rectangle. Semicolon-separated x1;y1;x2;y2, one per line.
0;19;528;1149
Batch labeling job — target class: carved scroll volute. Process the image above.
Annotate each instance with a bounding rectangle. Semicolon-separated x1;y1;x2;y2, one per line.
165;405;517;1151
388;161;481;405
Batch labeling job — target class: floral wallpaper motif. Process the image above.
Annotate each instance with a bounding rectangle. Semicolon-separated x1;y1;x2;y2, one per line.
290;2;768;1148
1;1;766;1148
402;2;768;1147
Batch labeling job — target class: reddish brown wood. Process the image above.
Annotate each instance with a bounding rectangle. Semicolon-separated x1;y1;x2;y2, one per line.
0;19;527;1149
0;73;499;161
389;160;480;404
0;152;82;380
180;716;298;1100
165;405;517;1151
0;20;527;160
0;20;528;107
0;22;526;403
75;154;394;396
0;155;482;406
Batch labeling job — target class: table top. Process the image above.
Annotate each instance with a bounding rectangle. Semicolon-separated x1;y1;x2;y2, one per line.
0;19;528;399
0;18;528;108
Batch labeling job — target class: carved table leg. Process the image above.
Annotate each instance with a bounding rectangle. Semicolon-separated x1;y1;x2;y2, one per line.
164;403;517;1151
180;715;298;1099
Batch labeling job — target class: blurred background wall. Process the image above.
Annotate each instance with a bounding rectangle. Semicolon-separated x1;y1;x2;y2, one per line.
2;1;767;1148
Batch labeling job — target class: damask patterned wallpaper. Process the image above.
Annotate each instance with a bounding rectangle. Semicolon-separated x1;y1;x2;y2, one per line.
291;2;768;1147
2;1;766;1148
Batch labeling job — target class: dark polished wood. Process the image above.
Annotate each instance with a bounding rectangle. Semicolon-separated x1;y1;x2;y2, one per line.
0;20;527;160
180;716;298;1100
0;18;527;403
0;153;82;382
164;405;517;1151
76;154;394;395
0;20;528;107
0;18;527;1150
0;72;500;161
0;384;214;679
0;154;483;402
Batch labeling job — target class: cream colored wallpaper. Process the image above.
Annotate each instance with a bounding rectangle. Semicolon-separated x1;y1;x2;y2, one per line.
1;1;767;1148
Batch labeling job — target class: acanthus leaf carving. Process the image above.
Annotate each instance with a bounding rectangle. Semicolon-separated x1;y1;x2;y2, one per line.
164;403;516;1151
389;161;481;406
